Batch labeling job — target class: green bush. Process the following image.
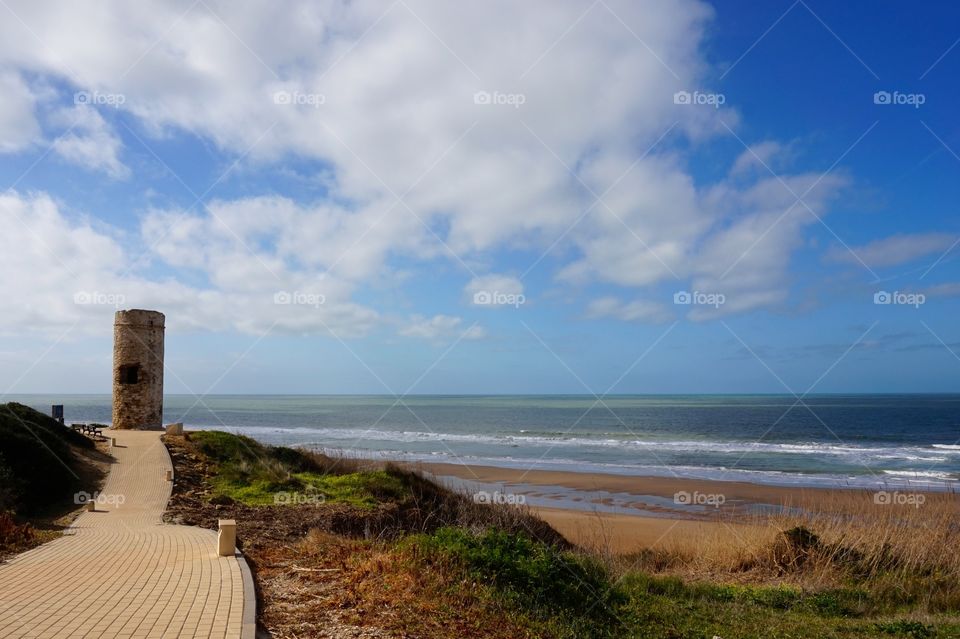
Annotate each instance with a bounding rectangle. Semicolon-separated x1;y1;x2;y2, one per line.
416;527;624;635
188;431;408;507
0;403;92;515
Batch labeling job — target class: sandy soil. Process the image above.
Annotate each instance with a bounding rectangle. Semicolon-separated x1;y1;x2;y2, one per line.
531;506;763;553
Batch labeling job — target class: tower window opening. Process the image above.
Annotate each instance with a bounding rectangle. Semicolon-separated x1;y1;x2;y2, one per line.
119;364;140;385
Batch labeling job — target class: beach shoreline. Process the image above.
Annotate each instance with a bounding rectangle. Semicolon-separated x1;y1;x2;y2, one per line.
411;460;951;503
401;461;955;553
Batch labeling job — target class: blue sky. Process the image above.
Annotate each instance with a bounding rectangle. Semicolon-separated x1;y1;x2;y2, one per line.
0;0;958;395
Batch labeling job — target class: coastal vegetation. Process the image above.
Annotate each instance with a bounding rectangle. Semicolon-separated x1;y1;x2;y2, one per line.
0;403;106;558
163;429;960;638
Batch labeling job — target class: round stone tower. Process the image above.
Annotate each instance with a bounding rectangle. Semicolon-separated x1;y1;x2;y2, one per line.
112;309;165;430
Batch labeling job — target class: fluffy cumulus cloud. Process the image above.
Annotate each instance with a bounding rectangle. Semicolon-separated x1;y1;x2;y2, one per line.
0;191;382;338
0;0;854;337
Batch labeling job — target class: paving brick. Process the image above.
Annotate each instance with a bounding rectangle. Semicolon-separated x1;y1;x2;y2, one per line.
0;431;247;638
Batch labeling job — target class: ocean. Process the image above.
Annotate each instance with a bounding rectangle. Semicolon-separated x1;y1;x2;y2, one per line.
10;394;960;490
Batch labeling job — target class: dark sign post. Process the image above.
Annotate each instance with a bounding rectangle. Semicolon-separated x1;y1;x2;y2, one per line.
51;404;65;424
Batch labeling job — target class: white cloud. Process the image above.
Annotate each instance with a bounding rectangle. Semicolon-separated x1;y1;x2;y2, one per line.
0;71;40;153
399;314;485;341
686;172;848;318
921;281;960;298
49;105;129;178
828;232;957;269
729;140;784;176
0;0;860;331
465;274;524;306
0;190;383;338
586;297;672;322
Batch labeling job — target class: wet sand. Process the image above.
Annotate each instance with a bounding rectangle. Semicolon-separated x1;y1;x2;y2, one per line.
408;461;905;553
413;460;843;506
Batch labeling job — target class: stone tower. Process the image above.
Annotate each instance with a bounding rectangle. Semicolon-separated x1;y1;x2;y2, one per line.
112;309;165;429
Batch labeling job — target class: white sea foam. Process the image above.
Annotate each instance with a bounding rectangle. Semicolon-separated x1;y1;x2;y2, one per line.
882;470;956;480
191;424;960;464
309;447;959;490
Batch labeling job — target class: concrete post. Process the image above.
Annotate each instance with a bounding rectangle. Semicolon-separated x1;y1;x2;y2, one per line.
218;520;236;557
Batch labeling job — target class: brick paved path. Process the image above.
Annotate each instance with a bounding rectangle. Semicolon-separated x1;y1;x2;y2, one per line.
0;430;253;638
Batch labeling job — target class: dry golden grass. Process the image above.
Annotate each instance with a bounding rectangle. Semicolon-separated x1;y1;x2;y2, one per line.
608;489;960;610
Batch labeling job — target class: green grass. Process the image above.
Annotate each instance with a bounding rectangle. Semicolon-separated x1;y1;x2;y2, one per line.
413;527;623;639
187;430;407;508
214;469;407;507
411;527;960;639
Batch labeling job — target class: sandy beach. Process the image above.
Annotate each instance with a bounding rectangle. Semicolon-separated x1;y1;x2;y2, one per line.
529;506;762;553
410;461;951;553
414;461;843;504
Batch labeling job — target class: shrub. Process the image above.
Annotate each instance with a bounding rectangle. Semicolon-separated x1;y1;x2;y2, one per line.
416;527;624;634
0;403;91;515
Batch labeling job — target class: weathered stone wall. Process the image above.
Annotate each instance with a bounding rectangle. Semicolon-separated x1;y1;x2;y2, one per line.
112;309;165;430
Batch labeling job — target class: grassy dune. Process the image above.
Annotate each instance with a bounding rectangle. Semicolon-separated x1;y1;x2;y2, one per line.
0;403;107;558
167;430;960;638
